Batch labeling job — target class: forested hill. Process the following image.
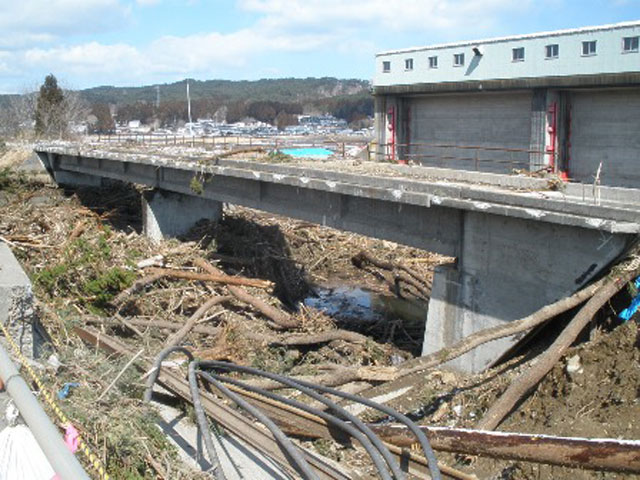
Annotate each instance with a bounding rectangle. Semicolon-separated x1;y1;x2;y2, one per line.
82;77;370;105
0;77;373;128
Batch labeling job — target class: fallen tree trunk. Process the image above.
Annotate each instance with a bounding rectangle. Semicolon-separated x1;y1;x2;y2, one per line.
245;365;398;391
349;275;610;406
164;295;232;349
271;330;370;347
147;267;274;289
393;271;431;299
352;250;432;287
194;258;299;329
86;316;221;336
370;424;640;474
478;264;640;431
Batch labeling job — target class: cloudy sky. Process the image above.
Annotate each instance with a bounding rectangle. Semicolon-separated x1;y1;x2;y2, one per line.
0;0;638;93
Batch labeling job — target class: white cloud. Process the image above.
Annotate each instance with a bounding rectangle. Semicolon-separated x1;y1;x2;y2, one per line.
0;0;534;90
239;0;524;33
0;0;130;47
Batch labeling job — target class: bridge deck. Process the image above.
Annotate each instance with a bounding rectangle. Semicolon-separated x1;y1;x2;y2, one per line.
36;143;640;237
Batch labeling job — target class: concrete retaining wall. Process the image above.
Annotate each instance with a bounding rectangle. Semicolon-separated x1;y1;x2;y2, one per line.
0;243;42;359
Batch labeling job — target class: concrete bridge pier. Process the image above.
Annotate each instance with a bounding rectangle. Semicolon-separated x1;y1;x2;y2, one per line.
142;189;222;243
423;211;631;372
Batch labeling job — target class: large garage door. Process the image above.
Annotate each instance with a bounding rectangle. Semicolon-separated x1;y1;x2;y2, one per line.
407;91;532;173
569;89;640;187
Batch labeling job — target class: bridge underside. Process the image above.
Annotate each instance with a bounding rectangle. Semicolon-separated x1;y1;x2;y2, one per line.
36;148;636;372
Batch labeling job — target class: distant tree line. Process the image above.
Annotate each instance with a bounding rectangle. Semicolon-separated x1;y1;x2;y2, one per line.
113;96;372;129
0;75;373;137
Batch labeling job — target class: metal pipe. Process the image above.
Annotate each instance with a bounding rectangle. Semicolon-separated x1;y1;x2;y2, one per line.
0;342;89;480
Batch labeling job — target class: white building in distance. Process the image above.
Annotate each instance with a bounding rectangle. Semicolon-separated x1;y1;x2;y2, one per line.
373;21;640;187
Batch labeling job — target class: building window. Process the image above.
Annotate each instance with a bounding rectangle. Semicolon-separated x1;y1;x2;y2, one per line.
623;36;639;53
428;56;438;68
512;47;525;62
453;53;465;66
405;58;414;70
382;61;391;73
545;44;559;59
582;40;597;56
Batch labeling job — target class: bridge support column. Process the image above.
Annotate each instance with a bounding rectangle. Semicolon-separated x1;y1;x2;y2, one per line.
142;190;222;243
423;211;630;373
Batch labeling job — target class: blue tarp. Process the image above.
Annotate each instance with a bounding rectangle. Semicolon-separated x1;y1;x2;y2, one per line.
619;277;640;322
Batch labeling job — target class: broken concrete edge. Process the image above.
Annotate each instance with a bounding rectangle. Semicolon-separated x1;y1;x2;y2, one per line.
0;243;45;359
34;141;640;208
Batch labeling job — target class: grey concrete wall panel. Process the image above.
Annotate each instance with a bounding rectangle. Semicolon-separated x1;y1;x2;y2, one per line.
529;88;548;169
407;92;533;173
0;244;38;358
569;89;640;187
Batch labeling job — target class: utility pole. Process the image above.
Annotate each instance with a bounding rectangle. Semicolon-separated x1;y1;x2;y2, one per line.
187;80;193;136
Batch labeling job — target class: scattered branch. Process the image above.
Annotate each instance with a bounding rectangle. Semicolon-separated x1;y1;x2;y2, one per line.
163;295;232;349
147;267;274;289
194;257;298;329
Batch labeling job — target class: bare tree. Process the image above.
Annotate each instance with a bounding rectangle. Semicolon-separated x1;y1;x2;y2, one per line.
0;88;38;138
34;75;90;139
61;89;91;137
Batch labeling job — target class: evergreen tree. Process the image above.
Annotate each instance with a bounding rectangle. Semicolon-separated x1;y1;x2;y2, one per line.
35;74;65;137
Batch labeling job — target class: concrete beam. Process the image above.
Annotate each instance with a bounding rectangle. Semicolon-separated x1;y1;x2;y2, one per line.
53;170;103;188
372;71;640;96
142;189;222;243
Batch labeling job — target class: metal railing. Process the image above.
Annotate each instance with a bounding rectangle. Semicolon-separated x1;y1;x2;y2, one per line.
376;141;557;173
91;133;371;158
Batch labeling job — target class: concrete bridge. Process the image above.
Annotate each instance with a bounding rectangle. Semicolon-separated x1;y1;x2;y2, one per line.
35;144;640;372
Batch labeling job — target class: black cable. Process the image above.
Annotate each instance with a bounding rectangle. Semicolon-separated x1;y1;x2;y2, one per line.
204;371;393;480
198;361;405;480
196;368;320;480
143;346;226;480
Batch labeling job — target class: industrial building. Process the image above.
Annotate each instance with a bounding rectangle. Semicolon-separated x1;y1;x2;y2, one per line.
373;21;640;187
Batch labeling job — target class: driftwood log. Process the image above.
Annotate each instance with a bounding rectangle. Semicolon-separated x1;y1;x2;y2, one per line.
245;365;398;391
271;330;370;346
370;424;640;474
147;267;273;289
194;258;299;329
399;275;608;375
352;250;433;297
352;274;611;404
163;295;232;349
86;316;221;336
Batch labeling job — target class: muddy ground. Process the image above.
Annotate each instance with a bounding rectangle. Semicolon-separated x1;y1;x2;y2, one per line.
0;145;638;479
